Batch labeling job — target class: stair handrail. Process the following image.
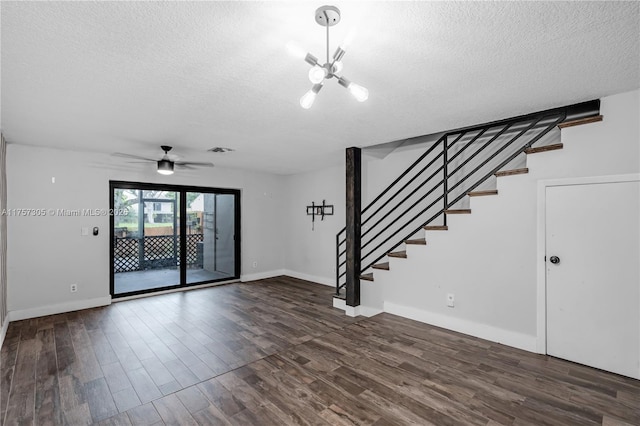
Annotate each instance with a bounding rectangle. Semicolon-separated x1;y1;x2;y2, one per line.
336;100;600;296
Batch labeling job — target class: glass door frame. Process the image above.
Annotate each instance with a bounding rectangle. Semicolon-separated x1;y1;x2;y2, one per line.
109;180;241;298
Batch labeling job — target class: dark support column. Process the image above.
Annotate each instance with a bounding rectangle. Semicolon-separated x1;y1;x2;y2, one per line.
442;137;448;226
345;147;361;307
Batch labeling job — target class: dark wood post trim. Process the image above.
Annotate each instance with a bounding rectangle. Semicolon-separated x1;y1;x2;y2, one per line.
346;147;361;307
442;137;448;227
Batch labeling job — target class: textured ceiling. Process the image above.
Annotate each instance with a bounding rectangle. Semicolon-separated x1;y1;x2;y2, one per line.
1;1;638;174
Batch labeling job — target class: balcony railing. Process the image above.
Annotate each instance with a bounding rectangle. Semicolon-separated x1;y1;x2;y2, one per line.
114;234;203;273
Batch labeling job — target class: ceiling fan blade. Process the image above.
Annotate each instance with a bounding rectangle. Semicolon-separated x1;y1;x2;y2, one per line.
175;161;214;167
112;152;156;162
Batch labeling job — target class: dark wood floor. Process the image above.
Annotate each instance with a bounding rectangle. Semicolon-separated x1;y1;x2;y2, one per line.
1;277;639;425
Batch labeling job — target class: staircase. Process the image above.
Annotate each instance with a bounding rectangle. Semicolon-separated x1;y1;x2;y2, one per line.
334;101;602;308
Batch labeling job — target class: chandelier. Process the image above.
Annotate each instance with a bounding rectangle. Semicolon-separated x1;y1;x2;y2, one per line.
288;5;368;109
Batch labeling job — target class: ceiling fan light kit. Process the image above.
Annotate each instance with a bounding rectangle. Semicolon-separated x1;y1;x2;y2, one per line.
295;5;368;109
157;145;176;175
112;145;214;175
157;159;174;175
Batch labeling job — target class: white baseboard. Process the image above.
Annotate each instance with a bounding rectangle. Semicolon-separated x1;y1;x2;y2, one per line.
345;305;384;317
384;301;537;352
0;314;9;348
241;269;286;282
345;306;360;317
282;270;334;287
332;297;382;318
7;296;112;322
360;305;384;317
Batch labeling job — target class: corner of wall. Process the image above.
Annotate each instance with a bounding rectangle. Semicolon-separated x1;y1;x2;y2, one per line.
240;269;287;282
280;162;346;286
0;314;9;349
282;269;334;287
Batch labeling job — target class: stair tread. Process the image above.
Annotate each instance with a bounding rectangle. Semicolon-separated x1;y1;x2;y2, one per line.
495;168;529;177
405;238;427;245
360;273;374;281
424;225;448;231
372;262;390;270
444;209;471;214
525;143;563;154
333;294;346;300
558;115;603;129
468;190;498;197
388;250;407;258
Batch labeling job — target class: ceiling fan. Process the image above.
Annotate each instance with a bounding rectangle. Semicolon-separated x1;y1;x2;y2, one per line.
112;145;214;175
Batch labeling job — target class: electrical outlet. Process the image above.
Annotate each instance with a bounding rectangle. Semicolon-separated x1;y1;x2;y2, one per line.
70;284;78;293
446;293;455;308
252;261;258;268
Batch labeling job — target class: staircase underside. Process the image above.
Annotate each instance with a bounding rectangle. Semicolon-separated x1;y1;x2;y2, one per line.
336;109;602;296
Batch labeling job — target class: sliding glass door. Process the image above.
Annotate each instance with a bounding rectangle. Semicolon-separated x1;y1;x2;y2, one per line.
110;182;240;298
186;192;236;284
112;189;181;294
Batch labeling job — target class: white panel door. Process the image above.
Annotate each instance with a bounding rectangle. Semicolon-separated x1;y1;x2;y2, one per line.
546;180;640;379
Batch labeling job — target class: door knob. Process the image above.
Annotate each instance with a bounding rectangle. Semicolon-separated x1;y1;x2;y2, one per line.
550;256;560;264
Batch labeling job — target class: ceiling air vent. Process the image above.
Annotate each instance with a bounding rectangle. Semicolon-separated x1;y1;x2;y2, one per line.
208;147;235;153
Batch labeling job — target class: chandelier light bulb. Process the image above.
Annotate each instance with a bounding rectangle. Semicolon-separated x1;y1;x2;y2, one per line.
332;60;343;74
300;90;317;109
348;83;369;102
300;84;323;109
308;66;327;84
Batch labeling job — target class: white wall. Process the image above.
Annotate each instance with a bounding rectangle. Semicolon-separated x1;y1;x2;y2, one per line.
283;162;345;286
363;143;434;206
365;89;640;351
6;145;286;317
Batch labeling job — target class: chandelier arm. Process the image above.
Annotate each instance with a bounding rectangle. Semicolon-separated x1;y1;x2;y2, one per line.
304;53;319;67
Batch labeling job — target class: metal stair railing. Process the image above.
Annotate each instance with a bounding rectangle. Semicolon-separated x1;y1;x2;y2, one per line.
336;100;601;296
